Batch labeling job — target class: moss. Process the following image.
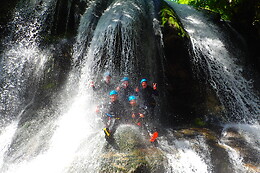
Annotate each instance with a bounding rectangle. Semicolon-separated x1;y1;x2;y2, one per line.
100;151;149;172
42;83;56;90
194;118;206;127
100;125;165;172
177;128;218;141
100;147;165;172
160;5;189;38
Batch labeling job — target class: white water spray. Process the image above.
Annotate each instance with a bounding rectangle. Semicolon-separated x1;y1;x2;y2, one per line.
166;2;260;123
160;130;213;173
0;0;56;122
1;0;259;172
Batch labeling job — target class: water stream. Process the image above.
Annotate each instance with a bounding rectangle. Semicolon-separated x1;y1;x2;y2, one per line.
166;1;260;123
0;0;259;172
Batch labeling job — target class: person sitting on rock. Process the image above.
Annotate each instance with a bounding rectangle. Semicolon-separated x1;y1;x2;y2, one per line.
126;95;146;126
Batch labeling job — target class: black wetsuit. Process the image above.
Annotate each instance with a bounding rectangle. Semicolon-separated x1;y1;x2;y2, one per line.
126;104;147;125
101;100;125;134
118;85;136;106
137;85;158;120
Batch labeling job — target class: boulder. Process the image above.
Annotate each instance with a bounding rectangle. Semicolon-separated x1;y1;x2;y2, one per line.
100;124;165;173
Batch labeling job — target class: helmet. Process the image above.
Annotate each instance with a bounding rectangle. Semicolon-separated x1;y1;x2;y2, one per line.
140;78;147;84
109;90;118;95
121;77;129;82
128;95;136;101
104;71;111;77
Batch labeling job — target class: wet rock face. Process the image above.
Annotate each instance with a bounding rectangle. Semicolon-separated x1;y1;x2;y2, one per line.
162;33;224;126
98;126;259;173
161;2;260;127
160;127;260;173
221;126;260;172
114;125;145;152
100;125;165;173
161;16;197;125
50;0;88;36
160;2;226;127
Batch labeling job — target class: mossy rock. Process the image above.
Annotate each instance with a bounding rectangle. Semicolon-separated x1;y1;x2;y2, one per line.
160;3;189;38
114;125;145;152
174;127;218;141
100;125;165;172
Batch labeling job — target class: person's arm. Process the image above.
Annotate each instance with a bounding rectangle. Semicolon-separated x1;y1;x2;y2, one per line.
152;84;158;96
139;106;147;118
135;86;140;93
90;81;100;91
96;103;106;114
116;85;121;91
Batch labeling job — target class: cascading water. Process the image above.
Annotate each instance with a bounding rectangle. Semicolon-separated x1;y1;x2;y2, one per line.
79;0;165;80
1;0;165;172
0;0;59;172
165;1;260;124
0;0;259;172
0;0;56;122
160;130;214;173
164;1;260;172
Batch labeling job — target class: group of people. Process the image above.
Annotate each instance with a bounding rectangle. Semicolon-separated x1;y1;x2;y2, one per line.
91;72;159;144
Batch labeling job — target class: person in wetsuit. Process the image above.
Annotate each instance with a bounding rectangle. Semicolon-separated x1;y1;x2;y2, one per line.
96;90;125;140
136;78;158;121
126;95;159;143
116;77;136;106
125;95;146;126
90;72;115;95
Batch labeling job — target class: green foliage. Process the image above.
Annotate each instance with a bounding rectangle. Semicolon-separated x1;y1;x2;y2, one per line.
160;6;188;37
174;0;235;20
170;0;259;25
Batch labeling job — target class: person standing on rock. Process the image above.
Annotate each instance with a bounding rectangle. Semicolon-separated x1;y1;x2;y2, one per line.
96;90;125;140
126;95;159;143
116;77;136;106
135;78;158;121
90;71;115;95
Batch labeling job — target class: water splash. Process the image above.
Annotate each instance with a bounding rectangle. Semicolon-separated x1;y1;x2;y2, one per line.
166;2;260;123
0;0;57;122
160;130;213;173
220;123;260;172
81;0;164;81
0;122;18;168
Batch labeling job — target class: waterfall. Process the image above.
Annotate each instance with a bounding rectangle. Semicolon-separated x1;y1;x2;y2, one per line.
77;0;164;80
0;0;165;172
0;0;57;123
165;1;260;124
0;0;259;172
163;2;260;172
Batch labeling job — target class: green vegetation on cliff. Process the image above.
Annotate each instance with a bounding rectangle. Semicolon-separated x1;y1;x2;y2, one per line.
160;5;188;37
168;0;259;26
